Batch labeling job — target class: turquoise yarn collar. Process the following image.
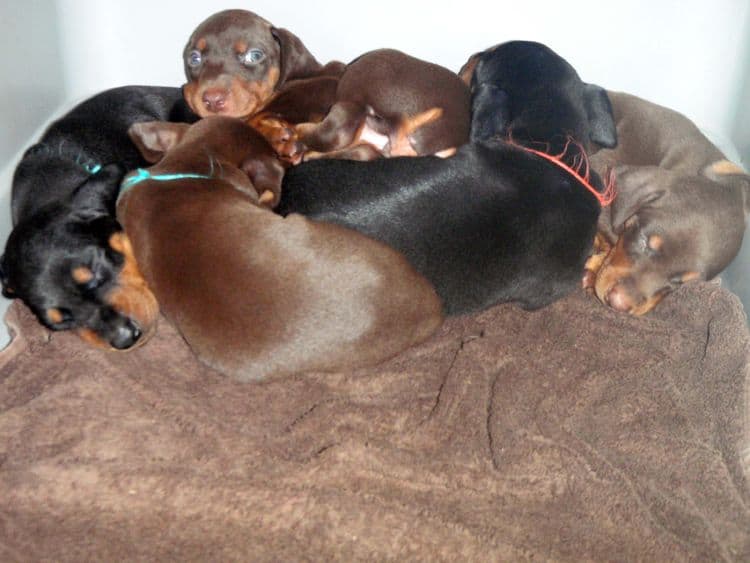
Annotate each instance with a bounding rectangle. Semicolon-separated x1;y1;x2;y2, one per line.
119;168;213;200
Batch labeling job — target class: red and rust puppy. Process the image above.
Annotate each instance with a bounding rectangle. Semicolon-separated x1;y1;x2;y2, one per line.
182;10;470;163
293;48;471;161
585;92;750;315
182;9;340;119
117;116;442;381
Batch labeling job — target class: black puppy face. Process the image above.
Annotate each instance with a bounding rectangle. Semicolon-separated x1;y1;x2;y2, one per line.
1;168;158;349
467;41;617;152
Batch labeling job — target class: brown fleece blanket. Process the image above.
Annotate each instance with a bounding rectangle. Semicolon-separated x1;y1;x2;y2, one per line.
1;282;749;561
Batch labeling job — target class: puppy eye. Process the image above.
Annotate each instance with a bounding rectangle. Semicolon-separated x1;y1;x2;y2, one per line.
187;50;203;68
241;48;265;65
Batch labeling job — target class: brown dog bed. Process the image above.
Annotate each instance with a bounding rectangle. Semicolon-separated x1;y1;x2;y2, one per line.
1;282;748;560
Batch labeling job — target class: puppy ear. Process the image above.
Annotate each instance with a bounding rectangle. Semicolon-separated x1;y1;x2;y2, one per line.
271;27;321;84
470;83;510;142
584;84;618;149
608;165;666;232
241;155;285;208
71;163;125;217
128;121;190;163
458;52;481;86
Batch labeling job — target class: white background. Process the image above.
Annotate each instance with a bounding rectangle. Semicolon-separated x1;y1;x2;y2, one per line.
0;0;748;342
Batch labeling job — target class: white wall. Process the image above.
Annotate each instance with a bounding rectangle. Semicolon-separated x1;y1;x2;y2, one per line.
0;0;749;343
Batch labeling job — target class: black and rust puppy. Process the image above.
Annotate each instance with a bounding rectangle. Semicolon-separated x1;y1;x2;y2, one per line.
585;91;750;315
460;40;617;153
1;86;196;349
278;42;616;315
118;116;442;381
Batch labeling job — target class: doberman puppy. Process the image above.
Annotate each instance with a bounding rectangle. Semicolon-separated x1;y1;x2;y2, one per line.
182;9;343;121
585;91;750;315
460;40;617;153
182;10;470;163
1;86;196;349
277;42;616;315
117;116;442;381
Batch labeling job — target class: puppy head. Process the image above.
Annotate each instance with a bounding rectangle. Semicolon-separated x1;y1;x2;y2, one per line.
127;117;285;207
466;41;617;152
593;164;747;315
1;165;158;349
182;9;319;119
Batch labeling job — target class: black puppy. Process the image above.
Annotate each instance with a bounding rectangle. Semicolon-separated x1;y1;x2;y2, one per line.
278;43;617;315
1;86;196;349
461;40;617;153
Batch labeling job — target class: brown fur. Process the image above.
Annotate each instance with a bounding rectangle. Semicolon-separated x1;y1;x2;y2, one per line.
293;48;471;161
116;116;443;381
585;91;750;315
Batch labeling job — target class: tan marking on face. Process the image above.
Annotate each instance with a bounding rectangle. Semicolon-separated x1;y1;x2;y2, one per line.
76;328;112;350
234;40;248;54
72;266;94;284
106;232;159;345
196;37;207;51
46;308;64;324
647;234;663;252
627;292;666;316
593;236;634;303
709;159;745;175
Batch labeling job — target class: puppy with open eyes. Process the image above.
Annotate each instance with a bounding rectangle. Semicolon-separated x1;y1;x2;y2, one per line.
117;116;442;381
181;9;470;163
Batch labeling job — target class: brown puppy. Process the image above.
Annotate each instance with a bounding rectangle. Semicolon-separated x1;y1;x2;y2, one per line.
293;48;471;161
585;91;749;315
182;10;470;163
182;9;339;119
116;116;442;381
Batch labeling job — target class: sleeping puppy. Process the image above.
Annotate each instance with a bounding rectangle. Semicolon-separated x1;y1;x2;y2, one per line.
117;116;442;381
460;40;617;153
586;91;750;315
1;86;196;349
277;41;616;315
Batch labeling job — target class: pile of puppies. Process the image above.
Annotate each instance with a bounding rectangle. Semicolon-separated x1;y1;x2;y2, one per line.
2;9;748;381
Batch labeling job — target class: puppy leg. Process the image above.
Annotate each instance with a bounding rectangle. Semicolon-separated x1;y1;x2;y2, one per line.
582;233;612;289
295;101;367;153
248;113;304;164
303;142;383;162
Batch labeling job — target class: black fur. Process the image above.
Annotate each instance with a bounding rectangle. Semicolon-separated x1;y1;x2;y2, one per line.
1;85;196;348
277;41;615;315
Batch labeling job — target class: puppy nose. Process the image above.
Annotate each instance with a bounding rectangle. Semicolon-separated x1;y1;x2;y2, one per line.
110;319;143;350
605;284;634;312
202;88;227;113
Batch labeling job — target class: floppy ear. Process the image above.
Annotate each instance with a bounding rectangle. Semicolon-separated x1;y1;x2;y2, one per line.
271;27;321;84
470;82;510;142
71;163;126;217
458;52;481;86
128;121;190;163
241;155;285;208
584;84;618;149
608;165;666;232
